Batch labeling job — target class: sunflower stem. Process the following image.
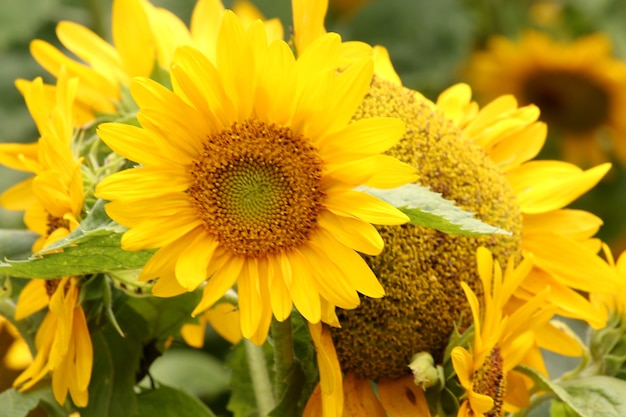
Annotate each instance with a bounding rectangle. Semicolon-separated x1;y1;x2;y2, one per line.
244;338;276;416
271;315;295;400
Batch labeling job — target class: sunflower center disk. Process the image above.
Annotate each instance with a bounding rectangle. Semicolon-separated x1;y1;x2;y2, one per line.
521;70;610;132
330;77;523;380
188;120;324;258
474;346;505;417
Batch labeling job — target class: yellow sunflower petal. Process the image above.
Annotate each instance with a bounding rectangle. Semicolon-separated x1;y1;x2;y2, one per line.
139;230;198;282
96;123;188;167
95;166;188;200
145;5;193;68
523;233;618;293
310;228;385;299
171;45;235;129
56;21;126;84
204;302;242;345
175;232;219;290
343;373;387;417
378;375;432;417
292;0;328;54
509;161;611;213
318;117;405;163
237;259;263;339
29;41;118;114
111;0;154;77
1;178;36;211
0;142;39;172
372;45;401;86
120;210;203;250
309;322;343;417
216;11;257;119
152;274;188;297
189;0;224;61
130;77;209;159
325;189;409;225
73;307;92;391
488;122;547;171
268;255;294;321
534;321;584;357
523;209;602;240
104;194;191;228
287;249;322;323
255;38;298;124
519;269;606;328
192;256;243;316
317;210;383;255
298;244;361;309
15;280;48;320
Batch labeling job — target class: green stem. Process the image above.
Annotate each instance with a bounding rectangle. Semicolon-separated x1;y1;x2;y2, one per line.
271;315;295;399
244;338;276;417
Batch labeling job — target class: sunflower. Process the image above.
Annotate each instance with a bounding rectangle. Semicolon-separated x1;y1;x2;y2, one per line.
451;247;556;417
466;31;626;167
329;77;612;387
303;248;556;417
94;11;416;345
0;71;93;407
29;0;156;121
14;277;93;407
308;78;611;417
181;301;242;347
0;316;32;371
435;83;615;333
30;0;284;123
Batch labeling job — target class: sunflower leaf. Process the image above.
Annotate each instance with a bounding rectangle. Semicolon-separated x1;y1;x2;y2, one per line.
0;388;39;417
0;200;154;279
517;365;626;417
0;233;155;279
359;184;511;236
82;302;147;417
134;384;217;417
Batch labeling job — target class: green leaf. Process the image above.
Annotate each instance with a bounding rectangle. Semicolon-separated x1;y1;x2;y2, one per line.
517;366;626;417
147;349;230;402
0;388;40;417
125;291;202;344
81;305;148;417
551;400;581;417
134;384;217;417
359;184;511;236
0;200;154;279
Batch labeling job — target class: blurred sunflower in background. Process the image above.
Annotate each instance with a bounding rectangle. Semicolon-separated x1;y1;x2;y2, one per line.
466;30;626;167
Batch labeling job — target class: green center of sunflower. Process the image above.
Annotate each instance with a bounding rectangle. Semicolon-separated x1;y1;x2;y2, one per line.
521;70;610;132
473;346;505;417
330;77;523;380
187;119;325;258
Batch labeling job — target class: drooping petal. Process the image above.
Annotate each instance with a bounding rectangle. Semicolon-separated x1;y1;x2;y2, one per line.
377;376;432;417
